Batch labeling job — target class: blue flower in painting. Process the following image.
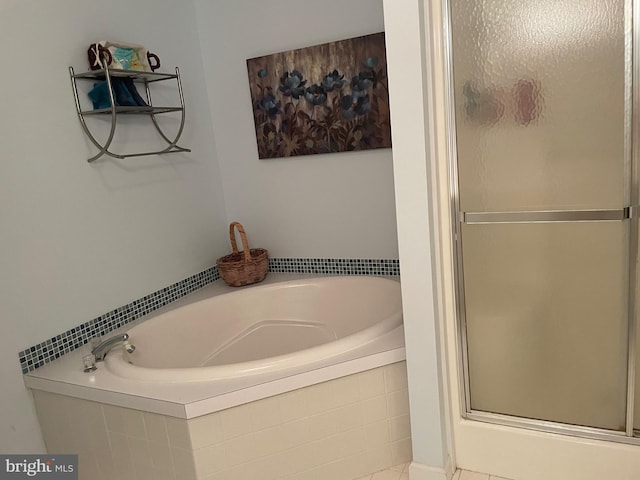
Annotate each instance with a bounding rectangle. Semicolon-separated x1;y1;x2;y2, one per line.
320;70;345;92
305;84;327;106
351;71;374;95
341;94;355;111
258;93;281;118
354;94;371;115
364;56;379;69
340;93;371;119
257;68;268;78
279;70;307;99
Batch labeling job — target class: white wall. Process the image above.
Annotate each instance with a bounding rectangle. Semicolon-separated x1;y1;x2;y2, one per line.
193;0;399;259
383;0;453;478
0;0;229;452
2;0;402;455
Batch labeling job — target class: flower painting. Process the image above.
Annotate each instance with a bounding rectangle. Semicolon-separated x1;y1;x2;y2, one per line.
246;32;391;159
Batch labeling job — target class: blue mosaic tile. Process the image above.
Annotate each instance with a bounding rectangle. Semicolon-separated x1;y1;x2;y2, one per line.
269;258;400;276
18;258;399;373
19;266;220;374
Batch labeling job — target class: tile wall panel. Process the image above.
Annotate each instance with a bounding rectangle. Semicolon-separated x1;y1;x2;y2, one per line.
31;363;411;480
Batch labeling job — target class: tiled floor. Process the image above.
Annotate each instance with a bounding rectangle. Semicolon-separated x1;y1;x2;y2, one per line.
355;462;409;480
355;464;513;480
454;469;513;480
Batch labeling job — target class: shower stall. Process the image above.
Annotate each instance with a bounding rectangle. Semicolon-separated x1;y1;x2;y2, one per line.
447;0;640;444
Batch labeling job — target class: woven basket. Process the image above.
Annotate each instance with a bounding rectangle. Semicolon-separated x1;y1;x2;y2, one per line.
217;222;268;287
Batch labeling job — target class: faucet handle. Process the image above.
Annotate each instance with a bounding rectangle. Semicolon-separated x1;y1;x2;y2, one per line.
83;353;97;372
123;339;136;354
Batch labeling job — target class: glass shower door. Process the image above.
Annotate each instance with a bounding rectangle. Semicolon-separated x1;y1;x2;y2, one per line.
450;0;633;431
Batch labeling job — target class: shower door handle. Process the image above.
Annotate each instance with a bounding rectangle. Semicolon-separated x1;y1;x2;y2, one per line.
463;207;631;225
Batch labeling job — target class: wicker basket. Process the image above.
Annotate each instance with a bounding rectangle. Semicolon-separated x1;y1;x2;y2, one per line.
217;222;268;287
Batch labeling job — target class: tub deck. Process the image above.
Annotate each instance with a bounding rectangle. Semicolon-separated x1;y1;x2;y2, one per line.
24;274;405;419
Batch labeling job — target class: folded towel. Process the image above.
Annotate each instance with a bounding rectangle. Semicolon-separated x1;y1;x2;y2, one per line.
87;78;148;109
111;78;137;106
121;78;148;107
87;81;112;110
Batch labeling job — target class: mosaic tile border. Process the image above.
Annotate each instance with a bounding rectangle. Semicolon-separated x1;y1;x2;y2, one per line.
269;258;400;276
19;258;399;374
19;267;220;374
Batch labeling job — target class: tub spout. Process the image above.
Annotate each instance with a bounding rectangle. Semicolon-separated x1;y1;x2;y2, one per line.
91;333;136;361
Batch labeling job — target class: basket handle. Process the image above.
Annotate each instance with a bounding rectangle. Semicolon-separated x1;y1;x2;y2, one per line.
229;222;252;262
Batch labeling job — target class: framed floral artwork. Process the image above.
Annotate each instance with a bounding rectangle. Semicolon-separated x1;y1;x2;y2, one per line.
246;32;391;159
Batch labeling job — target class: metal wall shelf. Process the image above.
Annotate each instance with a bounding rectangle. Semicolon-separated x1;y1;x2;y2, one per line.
73;68;178;82
69;65;191;162
81;106;184;116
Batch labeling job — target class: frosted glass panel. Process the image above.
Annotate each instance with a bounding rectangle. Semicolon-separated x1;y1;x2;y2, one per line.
450;0;627;212
462;222;628;430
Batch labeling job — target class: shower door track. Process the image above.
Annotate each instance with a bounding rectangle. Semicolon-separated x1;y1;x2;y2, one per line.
465;410;640;446
443;0;640;444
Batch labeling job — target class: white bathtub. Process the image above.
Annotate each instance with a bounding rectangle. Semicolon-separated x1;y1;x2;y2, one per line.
28;274;410;479
25;274;406;419
106;275;403;383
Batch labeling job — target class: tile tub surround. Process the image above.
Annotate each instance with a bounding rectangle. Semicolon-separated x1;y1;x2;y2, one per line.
18;258;400;374
32;363;412;480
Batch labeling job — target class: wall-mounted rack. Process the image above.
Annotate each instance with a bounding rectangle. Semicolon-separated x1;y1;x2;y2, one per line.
69;66;191;162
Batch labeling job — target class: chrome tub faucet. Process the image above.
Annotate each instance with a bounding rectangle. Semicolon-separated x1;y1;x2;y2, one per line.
91;333;136;362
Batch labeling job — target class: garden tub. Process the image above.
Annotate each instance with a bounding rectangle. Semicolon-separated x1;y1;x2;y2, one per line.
28;275;411;479
105;275;403;383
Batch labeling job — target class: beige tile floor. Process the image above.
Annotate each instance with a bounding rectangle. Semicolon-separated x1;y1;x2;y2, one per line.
355;463;409;480
356;464;513;480
453;469;513;480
